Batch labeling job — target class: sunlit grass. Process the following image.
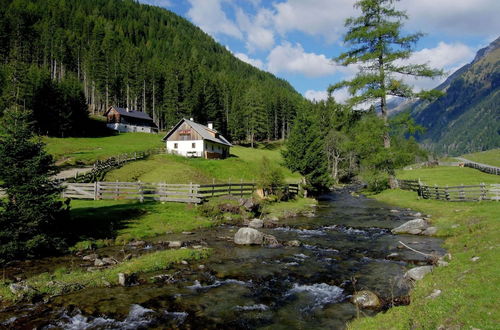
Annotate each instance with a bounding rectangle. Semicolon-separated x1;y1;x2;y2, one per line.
461;148;500;167
397;166;499;186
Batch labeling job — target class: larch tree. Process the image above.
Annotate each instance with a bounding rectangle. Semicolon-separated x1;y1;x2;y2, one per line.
330;0;443;150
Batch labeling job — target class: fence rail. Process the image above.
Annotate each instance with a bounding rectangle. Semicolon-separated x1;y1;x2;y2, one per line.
463;162;500;176
60;181;300;203
397;179;500;202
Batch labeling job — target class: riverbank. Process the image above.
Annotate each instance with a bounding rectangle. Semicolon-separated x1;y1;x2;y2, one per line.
350;189;500;329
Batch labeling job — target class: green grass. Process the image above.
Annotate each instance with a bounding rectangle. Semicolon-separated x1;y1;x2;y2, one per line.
397;166;500;186
461;148;500;167
105;144;301;184
0;248;210;302
70;200;214;245
263;197;317;218
43;132;163;166
350;190;500;330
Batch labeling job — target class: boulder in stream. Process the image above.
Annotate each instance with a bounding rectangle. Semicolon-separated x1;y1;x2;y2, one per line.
234;228;264;245
285;240;302;247
9;282;35;297
422;227;438;236
118;273;137;286
351;290;382;309
391;219;428;235
405;266;433;281
168;241;183;248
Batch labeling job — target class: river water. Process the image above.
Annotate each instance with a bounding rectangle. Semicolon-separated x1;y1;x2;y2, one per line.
0;188;445;329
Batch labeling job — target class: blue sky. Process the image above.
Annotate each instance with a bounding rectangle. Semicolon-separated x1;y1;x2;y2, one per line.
140;0;499;102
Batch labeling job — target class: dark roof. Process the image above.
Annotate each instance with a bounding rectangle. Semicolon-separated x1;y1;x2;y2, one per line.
105;106;154;121
162;118;232;147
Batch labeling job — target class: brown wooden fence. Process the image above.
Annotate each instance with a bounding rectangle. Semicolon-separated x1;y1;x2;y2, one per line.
397;179;500;201
61;182;300;203
463;162;500;176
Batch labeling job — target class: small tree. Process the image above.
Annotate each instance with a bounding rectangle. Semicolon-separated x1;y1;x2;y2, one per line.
257;156;285;197
330;0;442;186
0;107;70;263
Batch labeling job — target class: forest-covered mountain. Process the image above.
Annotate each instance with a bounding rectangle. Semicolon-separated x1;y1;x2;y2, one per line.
408;37;500;156
0;0;303;140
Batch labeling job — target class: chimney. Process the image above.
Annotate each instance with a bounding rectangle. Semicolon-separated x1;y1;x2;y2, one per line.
126;107;130;112
207;122;213;130
190;117;194;121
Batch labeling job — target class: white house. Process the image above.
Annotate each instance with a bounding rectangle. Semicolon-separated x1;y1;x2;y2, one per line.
162;118;232;159
104;106;158;133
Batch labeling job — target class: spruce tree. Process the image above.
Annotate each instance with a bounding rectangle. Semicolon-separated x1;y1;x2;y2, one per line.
330;0;442;150
0;107;70;263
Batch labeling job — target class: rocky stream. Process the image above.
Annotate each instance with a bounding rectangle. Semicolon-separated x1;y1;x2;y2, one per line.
0;187;446;329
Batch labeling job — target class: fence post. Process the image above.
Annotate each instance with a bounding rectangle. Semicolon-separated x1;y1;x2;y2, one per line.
459;184;464;201
228;178;231;196
240;179;243;197
134;152;137;160
418;178;422;198
115;180;119;200
445;185;449;201
94;181;98;200
189;182;193;201
212;178;215;197
480;182;486;200
138;180;144;203
435;184;439;200
96;181;101;200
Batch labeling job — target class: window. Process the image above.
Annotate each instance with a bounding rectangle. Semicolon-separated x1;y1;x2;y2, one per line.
174;143;178;149
192;143;196;148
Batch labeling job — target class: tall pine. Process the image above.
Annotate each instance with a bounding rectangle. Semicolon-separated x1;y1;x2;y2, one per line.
0;107;70;263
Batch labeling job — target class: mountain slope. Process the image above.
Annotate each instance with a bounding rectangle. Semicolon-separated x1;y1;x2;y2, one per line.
410;37;500;155
0;0;302;140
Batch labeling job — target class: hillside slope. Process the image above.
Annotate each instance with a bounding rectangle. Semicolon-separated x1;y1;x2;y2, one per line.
408;37;500;155
0;0;302;140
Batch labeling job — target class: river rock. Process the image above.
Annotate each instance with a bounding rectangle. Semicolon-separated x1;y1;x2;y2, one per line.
263;234;280;247
234;228;264;245
285;240;301;247
265;216;279;222
182;231;194;235
118;273;137;287
391;219;428;234
248;219;264;229
151;274;175;283
168;241;183;248
9;282;34;297
129;240;146;247
102;257;118;265
192;245;204;249
422;227;438;236
181;260;189;265
405;266;433;281
302;211;315;218
426;289;442;299
82;254;99;261
351;290;381;309
94;258;106;267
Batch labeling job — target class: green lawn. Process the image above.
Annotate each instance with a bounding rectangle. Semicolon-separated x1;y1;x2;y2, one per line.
351;189;500;330
104;144;301;184
461;148;500;167
397;166;500;186
44;132;163;166
70;200;214;245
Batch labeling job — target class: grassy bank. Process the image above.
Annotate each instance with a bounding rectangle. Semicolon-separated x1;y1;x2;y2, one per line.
0;248;210;302
44;132;163;166
104;144;301;184
461;148;500;167
70;200;213;245
396;166;499;186
350;189;500;329
263;197;317;218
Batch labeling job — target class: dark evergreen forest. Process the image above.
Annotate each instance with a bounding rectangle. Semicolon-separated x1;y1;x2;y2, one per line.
0;0;303;139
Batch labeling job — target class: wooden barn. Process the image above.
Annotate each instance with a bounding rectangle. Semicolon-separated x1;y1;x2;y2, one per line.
104;106;158;133
162;118;231;159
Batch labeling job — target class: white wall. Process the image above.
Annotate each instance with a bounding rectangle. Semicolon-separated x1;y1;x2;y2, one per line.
166;140;204;157
107;123;155;133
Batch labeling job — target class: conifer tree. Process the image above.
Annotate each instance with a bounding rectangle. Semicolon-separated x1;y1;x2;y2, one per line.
0;107;70;263
330;0;442;149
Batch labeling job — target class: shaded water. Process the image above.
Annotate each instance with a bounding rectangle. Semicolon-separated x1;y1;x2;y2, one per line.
0;188;445;329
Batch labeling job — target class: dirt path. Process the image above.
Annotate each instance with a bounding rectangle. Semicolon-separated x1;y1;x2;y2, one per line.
54;167;94;180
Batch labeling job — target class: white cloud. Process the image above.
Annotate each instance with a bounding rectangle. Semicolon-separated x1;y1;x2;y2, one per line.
236;8;275;52
267;42;338;77
271;0;354;43
234;52;264;69
187;0;242;39
304;90;328;102
400;42;475;91
402;0;500;37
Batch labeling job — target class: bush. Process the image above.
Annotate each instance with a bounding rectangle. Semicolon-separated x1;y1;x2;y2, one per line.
361;170;389;193
257;156;285;197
